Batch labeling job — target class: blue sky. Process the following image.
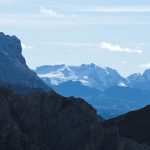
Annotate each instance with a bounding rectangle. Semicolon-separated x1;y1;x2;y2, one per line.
0;0;150;76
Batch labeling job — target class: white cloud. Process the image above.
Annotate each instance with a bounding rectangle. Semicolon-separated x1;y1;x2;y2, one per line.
139;63;150;68
39;6;64;17
21;43;33;50
100;42;143;54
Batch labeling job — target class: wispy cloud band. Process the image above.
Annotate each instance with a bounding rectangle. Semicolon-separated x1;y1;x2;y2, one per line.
77;6;150;13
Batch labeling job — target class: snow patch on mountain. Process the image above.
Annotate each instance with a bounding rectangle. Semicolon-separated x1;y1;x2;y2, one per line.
118;82;126;87
36;63;124;91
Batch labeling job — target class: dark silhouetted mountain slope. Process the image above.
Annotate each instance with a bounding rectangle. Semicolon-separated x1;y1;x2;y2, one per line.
0;86;149;150
103;105;150;147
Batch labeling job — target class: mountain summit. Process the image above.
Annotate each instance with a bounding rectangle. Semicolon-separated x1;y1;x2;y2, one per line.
126;69;150;91
36;63;150;92
36;63;123;91
0;32;49;91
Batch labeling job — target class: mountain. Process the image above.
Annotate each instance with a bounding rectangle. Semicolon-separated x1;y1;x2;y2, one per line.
36;64;150;93
52;81;150;119
0;32;150;149
0;86;149;150
103;105;150;147
126;69;150;92
100;86;150;118
36;63;124;91
0;32;50;91
52;80;102;100
36;64;150;119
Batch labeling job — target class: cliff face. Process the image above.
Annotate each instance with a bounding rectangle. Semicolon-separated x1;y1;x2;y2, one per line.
0;32;49;91
0;87;149;150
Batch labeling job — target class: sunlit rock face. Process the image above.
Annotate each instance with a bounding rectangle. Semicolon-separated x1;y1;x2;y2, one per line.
0;32;50;91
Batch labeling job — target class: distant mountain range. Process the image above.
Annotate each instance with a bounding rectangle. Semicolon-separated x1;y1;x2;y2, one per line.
36;64;150;118
36;64;124;91
36;64;150;92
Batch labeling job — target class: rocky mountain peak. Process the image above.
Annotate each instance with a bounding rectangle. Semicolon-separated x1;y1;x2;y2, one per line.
0;32;26;65
0;32;50;91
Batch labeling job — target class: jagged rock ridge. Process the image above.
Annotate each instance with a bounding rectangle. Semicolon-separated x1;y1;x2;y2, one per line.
36;63;150;92
36;64;124;91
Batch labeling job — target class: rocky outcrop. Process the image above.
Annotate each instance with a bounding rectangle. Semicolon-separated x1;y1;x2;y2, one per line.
0;32;50;91
0;87;149;150
103;105;150;147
